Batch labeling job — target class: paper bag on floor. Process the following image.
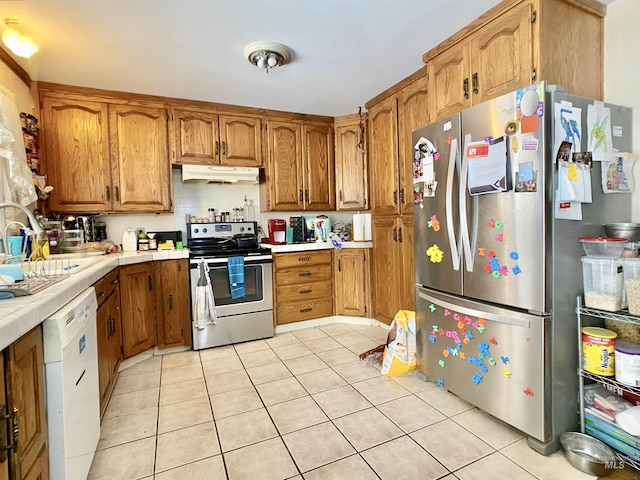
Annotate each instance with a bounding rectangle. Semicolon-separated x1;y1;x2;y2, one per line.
381;310;416;376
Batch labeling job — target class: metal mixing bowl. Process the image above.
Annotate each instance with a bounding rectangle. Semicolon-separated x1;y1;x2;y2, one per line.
604;223;640;242
559;432;618;477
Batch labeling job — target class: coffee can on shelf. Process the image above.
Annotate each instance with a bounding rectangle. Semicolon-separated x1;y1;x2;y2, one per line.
582;326;617;376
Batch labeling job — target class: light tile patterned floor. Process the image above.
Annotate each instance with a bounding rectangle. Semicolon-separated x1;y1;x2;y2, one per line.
88;323;602;480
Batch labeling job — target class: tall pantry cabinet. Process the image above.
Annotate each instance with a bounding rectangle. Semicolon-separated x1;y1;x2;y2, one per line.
367;70;428;324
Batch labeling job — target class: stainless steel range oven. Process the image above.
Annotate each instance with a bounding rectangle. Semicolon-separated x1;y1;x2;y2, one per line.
188;221;274;350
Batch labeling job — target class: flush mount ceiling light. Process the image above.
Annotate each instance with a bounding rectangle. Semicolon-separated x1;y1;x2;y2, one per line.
2;18;38;58
243;41;291;73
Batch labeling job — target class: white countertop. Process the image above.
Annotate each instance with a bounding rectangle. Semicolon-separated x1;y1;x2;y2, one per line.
0;250;189;351
260;241;372;253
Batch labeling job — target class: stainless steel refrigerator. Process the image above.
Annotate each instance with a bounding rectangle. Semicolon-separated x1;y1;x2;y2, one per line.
413;82;632;454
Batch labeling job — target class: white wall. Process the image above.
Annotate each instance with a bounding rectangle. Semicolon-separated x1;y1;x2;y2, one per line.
604;0;640;221
103;169;356;245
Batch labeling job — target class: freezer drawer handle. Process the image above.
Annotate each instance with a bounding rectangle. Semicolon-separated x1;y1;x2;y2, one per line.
418;290;531;328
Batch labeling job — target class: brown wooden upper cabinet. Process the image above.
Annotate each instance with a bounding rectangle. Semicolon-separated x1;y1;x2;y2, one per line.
367;73;429;216
334;113;368;211
261;119;334;211
170;107;263;167
41;91;172;213
425;0;605;122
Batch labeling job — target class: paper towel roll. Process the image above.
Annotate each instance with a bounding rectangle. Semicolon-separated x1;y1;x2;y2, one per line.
353;214;365;241
363;213;372;241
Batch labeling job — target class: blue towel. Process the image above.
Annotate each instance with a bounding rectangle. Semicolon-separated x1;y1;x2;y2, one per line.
228;256;246;299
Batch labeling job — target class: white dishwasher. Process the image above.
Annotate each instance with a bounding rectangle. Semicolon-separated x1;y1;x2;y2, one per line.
43;287;100;480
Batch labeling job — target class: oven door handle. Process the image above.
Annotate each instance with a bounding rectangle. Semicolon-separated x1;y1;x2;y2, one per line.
190;255;273;267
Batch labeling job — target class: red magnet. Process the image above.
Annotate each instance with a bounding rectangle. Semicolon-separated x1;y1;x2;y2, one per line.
523;388;534;397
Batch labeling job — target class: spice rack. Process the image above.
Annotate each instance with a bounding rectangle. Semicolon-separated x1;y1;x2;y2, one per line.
576;296;640;470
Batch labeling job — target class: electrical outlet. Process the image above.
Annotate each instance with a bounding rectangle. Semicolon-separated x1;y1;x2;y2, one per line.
136;227;146;236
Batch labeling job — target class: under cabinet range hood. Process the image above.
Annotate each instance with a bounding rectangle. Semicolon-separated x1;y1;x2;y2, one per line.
181;165;259;184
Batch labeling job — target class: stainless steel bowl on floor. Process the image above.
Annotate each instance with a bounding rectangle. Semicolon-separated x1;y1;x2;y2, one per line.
604;223;640;242
559;432;618;477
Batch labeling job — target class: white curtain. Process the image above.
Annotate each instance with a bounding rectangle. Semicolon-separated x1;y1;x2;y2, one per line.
0;87;37;221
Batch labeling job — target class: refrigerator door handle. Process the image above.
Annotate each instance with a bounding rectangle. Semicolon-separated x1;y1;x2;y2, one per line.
417;290;531;328
446;137;461;270
459;133;474;272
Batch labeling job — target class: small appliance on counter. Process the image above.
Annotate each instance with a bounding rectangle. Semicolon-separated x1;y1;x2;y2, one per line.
314;215;331;242
268;219;287;245
289;216;306;243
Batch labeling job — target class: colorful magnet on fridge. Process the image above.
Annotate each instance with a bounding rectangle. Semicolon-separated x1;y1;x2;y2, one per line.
438;328;444;336
487;250;496;258
499;266;508;276
488;357;497;367
429;304;436;312
477;326;486;333
484;136;493;143
512;265;522;275
492;271;501;278
432;325;439;332
453;313;460;321
462;337;470;345
477;247;486;256
504;120;519;136
446;136;452;144
489;337;498;345
501;356;510;364
459;352;466;359
456;342;462;350
503;369;512;378
487;219;496;228
485;265;493;274
429;336;436;343
510;251;519;260
444;309;451;316
466;331;474;340
438;359;445;367
426;244;444;263
442;349;449;358
523;388;535;397
480;364;488;373
472;373;484;385
495;221;504;229
437;379;445;387
511;136;519;152
434;152;440;160
495;233;504;242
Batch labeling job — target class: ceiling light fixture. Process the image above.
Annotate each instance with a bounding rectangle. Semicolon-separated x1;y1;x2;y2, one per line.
243;41;290;73
2;19;38;58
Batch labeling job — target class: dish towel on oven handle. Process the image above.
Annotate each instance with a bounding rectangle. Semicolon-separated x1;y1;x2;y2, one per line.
228;256;246;299
193;259;217;329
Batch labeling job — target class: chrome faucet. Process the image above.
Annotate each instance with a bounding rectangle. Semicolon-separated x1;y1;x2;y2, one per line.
0;203;44;236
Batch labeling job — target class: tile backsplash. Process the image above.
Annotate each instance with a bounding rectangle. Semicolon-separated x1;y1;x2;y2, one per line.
103;169;356;246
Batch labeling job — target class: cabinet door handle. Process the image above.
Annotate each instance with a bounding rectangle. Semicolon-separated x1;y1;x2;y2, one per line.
398;227;403;243
115;186;120;202
463;78;470;99
305;189;309;202
399;188;405;204
97;290;106;299
222;141;227;156
106;317;111;338
299;189;303;202
299;272;311;277
393;190;397;205
393;227;397;242
472;72;479;95
215;141;219;156
105;185;110;201
300;308;312;313
299;289;312;294
339;190;343;202
0;406;19;461
338;259;342;272
111;277;119;285
169;294;173;310
148;275;154;291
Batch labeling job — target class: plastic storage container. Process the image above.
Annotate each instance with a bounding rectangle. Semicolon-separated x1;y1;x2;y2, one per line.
615;340;640;386
580;237;627;258
622;258;640;316
582;257;624;312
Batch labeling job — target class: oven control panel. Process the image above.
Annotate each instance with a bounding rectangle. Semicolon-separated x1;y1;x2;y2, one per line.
187;221;256;240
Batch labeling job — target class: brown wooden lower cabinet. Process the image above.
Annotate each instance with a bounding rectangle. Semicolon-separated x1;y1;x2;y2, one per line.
154;259;191;349
120;263;158;359
334;248;370;317
94;269;123;417
371;214;415;324
273;250;333;325
1;326;49;480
